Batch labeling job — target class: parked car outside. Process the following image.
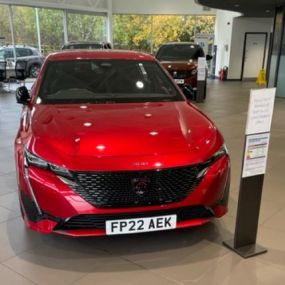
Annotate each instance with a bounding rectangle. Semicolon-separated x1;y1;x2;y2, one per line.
156;42;212;98
0;45;44;78
15;50;230;237
62;41;112;50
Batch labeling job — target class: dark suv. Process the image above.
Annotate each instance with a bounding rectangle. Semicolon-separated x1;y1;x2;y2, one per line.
156;42;211;98
0;45;44;78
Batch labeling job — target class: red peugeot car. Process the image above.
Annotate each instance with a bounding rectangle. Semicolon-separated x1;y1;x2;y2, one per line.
15;50;230;237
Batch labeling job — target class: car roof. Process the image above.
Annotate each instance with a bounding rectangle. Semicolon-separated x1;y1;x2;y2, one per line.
161;42;201;47
64;41;106;45
46;50;155;62
0;45;35;49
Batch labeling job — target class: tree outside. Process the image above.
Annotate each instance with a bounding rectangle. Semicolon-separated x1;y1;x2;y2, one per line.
0;5;215;55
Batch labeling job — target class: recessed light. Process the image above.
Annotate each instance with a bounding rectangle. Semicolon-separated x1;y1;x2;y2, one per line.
234;4;240;7
265;10;271;13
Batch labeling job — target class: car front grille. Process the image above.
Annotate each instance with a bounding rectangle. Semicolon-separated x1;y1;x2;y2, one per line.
169;70;192;79
55;206;214;230
69;164;205;208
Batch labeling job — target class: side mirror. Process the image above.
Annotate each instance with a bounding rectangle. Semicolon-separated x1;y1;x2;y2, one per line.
206;54;213;61
16;86;30;104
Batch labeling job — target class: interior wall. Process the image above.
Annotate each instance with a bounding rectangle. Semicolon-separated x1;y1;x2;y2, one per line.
112;0;215;15
214;10;241;77
228;17;273;79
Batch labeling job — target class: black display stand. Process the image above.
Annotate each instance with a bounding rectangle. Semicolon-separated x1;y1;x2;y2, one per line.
223;137;268;258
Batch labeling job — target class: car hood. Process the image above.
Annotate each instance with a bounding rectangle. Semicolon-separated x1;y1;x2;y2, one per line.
27;102;223;171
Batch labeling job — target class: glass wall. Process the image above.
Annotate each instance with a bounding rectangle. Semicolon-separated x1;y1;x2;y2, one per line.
0;5;12;45
39;8;64;54
113;15;215;54
0;5;215;57
113;15;152;52
67;12;106;43
13;6;37;48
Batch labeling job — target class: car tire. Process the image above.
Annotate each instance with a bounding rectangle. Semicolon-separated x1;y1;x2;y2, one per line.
29;64;41;78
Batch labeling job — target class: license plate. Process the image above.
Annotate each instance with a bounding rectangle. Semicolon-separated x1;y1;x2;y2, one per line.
106;215;177;235
174;79;184;84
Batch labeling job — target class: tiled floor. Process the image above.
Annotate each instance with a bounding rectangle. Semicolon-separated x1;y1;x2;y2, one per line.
0;80;285;284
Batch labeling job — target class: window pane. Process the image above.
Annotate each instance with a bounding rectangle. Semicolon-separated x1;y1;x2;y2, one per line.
113;15;152;53
67;12;106;42
39;8;64;54
0;5;11;45
13;6;37;48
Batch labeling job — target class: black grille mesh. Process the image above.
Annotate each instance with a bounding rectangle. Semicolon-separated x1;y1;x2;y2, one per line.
70;165;204;208
169;70;192;79
55;206;213;230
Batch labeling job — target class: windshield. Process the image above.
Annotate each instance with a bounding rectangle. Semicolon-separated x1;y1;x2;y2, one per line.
37;59;183;104
156;44;205;61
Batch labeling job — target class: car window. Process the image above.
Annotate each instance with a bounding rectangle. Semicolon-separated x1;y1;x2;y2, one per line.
0;49;5;60
4;49;14;59
37;59;183;104
16;48;33;57
156;44;205;61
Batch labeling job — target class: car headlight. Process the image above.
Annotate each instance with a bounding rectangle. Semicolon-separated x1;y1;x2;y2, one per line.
24;150;48;169
24;149;72;178
205;144;229;166
198;144;228;179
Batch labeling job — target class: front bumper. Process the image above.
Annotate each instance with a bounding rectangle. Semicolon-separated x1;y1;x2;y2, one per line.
17;155;230;236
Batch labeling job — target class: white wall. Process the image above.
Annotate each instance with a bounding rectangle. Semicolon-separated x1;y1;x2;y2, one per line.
214;10;241;77
112;0;215;15
227;17;273;79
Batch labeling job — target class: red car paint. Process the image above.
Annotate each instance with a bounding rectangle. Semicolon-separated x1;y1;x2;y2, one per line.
15;50;230;236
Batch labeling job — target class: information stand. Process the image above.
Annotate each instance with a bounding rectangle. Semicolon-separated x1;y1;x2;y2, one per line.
196;57;207;103
223;88;276;258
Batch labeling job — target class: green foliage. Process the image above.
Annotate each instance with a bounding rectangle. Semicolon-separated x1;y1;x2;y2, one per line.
113;15;215;53
67;13;105;42
0;5;215;55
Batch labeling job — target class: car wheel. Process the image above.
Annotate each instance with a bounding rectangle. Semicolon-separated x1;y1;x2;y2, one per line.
29;64;40;78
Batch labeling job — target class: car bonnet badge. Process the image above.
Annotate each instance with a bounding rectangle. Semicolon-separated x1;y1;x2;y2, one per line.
131;176;151;196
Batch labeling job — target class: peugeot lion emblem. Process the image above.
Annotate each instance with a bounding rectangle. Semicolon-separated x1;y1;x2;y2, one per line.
131;176;151;196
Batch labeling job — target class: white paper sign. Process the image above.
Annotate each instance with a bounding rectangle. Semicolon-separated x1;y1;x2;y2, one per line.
245;88;276;135
197;57;206;81
242;133;270;178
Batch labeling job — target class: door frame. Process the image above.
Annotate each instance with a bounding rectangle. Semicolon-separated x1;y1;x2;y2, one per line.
240;32;268;80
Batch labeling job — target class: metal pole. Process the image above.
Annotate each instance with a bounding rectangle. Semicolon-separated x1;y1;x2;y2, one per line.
8;5;16;62
63;9;68;44
35;8;41;53
150;16;154;55
106;0;113;45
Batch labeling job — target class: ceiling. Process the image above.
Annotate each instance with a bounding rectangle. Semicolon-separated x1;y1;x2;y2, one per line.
196;0;285;17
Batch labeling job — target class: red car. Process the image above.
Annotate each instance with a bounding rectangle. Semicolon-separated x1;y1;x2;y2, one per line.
15;50;230;237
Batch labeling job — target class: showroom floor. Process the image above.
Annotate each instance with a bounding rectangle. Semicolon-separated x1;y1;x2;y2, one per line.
0;80;285;285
